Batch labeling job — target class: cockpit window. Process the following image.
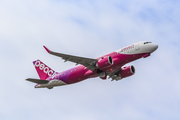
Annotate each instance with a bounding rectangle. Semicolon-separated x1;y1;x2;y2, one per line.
144;42;152;44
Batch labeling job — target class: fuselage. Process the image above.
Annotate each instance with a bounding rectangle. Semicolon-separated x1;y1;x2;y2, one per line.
35;41;158;89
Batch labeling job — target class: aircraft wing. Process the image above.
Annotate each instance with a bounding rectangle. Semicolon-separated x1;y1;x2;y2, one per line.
26;78;49;84
108;68;121;81
43;46;98;71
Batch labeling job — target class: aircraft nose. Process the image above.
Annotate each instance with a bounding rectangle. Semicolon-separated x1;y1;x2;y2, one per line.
153;44;158;50
150;44;158;53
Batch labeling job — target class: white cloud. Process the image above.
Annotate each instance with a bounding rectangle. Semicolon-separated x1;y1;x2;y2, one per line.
0;0;180;120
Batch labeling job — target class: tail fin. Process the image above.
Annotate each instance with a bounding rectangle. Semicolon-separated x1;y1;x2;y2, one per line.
33;60;55;80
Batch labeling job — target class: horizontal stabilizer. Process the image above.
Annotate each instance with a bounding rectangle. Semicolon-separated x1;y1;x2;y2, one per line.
26;78;49;84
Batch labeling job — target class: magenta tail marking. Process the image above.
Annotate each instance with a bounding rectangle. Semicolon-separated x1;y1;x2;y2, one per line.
33;60;55;80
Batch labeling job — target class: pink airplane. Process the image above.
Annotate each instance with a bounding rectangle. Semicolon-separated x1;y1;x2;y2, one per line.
26;41;158;89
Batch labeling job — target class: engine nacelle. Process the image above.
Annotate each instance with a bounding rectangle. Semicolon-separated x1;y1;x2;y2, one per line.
96;56;113;70
120;65;135;79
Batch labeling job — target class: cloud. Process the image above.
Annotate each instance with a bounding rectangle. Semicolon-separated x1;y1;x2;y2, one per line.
0;0;180;120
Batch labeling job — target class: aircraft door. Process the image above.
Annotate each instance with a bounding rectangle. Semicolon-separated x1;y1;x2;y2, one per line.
135;43;140;50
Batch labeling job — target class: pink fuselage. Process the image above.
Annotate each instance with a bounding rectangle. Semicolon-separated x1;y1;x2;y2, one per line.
46;52;147;84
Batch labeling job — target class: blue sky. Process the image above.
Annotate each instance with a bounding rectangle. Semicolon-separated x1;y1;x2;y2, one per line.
0;0;180;120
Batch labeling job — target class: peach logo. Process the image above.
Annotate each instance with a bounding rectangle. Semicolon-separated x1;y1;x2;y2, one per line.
35;60;54;77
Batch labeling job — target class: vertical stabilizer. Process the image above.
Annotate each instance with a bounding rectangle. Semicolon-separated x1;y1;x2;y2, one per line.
33;60;55;80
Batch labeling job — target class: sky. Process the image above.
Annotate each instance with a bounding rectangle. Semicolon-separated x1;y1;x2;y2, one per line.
0;0;180;120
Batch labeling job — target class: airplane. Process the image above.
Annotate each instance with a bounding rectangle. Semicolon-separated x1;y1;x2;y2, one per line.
26;41;158;89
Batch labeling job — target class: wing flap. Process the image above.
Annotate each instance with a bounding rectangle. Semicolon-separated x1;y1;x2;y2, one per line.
26;78;49;84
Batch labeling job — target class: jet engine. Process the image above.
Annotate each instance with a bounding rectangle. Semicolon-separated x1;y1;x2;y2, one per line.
96;56;113;70
120;65;135;79
110;65;135;81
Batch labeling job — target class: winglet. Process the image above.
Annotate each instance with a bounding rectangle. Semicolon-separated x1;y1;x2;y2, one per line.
43;46;50;53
